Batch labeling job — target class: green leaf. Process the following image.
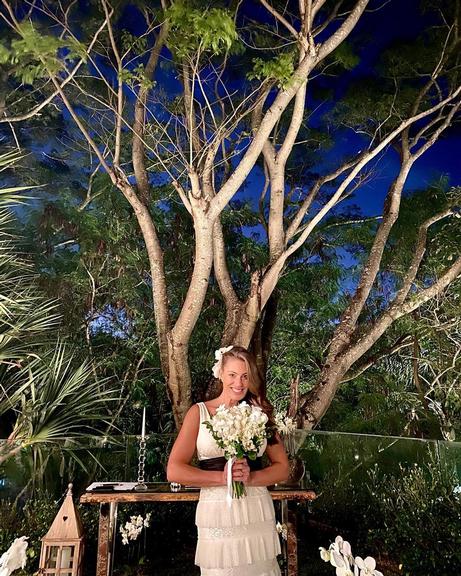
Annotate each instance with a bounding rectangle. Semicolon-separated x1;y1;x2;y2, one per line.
248;52;295;88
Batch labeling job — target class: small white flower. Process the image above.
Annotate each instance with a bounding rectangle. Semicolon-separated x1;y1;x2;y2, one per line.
319;547;331;562
144;512;151;527
355;556;383;576
330;550;346;568
119;513;151;545
276;522;288;541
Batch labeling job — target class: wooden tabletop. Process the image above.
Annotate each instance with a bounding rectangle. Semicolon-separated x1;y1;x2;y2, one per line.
80;484;316;504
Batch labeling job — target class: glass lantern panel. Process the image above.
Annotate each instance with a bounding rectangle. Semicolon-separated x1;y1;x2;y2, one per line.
60;546;75;569
45;546;59;569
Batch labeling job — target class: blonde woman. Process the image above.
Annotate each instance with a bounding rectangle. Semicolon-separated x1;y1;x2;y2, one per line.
167;346;289;576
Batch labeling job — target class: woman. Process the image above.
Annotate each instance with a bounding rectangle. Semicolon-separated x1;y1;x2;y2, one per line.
167;346;289;576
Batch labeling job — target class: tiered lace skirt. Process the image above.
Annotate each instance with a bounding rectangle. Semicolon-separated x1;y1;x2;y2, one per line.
195;486;281;576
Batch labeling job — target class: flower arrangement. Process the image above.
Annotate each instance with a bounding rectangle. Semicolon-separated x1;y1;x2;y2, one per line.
204;401;268;500
119;513;151;545
319;536;383;576
275;412;298;456
274;412;296;436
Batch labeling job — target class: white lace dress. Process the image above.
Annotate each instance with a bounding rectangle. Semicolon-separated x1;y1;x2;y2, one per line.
195;402;281;576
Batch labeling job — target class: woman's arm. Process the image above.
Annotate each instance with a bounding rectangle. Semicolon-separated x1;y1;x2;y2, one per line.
166;405;227;487
245;435;290;487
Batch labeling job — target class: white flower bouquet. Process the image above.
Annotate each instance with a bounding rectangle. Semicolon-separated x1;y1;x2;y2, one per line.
205;401;269;500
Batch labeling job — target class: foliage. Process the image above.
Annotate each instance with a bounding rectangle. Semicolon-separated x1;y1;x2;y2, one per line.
166;1;240;59
368;461;461;576
0;154;60;369
0;22;86;85
0;153;120;463
1;343;117;444
249;52;296;88
300;432;461;575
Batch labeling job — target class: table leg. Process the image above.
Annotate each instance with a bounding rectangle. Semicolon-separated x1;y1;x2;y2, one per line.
280;500;288;576
286;501;298;576
96;502;118;576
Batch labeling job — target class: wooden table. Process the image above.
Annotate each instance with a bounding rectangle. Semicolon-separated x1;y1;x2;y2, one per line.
81;484;316;576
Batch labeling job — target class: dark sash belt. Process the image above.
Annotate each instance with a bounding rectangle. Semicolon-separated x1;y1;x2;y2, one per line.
199;456;263;471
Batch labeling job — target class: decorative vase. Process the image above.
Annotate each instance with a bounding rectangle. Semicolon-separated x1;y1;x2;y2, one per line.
278;455;306;488
275;430;308;488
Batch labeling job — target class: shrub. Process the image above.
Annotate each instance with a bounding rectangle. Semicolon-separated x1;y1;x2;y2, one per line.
368;461;461;576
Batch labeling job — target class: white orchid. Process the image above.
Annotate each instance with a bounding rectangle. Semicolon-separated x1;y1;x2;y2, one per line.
337;566;354;576
276;522;288;541
320;536;384;576
330;549;353;576
211;346;234;378
355;556;384;576
0;537;28;576
119;512;151;545
274;412;296;436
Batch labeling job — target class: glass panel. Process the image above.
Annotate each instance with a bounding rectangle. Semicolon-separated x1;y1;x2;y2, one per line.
60;546;74;569
437;438;461;483
44;546;59;569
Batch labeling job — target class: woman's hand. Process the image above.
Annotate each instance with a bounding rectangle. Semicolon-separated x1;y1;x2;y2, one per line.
231;458;251;484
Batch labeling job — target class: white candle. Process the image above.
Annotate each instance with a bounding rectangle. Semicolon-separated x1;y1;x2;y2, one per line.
141;407;146;439
60;546;73;569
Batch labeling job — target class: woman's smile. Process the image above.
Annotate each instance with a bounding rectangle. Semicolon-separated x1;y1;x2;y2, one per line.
221;358;249;401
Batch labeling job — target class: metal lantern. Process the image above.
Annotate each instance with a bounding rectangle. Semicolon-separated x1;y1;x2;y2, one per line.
39;483;84;576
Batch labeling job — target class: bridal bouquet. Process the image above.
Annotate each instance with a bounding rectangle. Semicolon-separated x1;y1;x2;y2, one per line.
205;402;268;501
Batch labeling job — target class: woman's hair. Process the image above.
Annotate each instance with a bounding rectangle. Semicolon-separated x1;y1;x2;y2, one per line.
220;346;277;444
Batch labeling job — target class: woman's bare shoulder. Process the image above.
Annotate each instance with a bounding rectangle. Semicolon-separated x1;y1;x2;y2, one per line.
176;404;200;436
185;403;200;419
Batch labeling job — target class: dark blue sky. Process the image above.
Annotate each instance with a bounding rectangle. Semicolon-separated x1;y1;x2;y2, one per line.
2;0;459;224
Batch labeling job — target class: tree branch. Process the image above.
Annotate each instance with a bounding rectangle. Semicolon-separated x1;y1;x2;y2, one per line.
340;335;413;383
316;0;369;61
259;0;305;47
347;255;461;369
259;84;461;301
0;8;109;123
101;0;123;166
132;20;170;202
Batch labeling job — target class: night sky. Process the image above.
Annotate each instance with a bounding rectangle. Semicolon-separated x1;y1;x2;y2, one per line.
1;0;459;222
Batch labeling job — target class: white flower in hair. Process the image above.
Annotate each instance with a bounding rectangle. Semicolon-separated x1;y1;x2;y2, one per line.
212;345;234;378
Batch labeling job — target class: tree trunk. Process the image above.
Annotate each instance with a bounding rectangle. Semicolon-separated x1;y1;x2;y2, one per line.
167;337;193;429
299;358;350;429
250;289;280;376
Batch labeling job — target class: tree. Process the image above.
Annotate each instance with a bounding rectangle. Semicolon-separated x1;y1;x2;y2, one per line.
0;0;459;428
